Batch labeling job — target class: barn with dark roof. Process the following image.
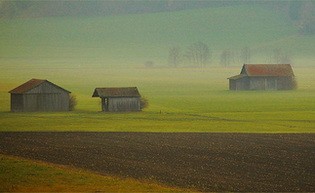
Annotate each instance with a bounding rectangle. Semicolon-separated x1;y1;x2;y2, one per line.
228;64;296;90
92;87;141;112
9;79;71;112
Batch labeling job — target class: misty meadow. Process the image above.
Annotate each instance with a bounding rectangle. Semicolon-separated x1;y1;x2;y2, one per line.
0;0;314;192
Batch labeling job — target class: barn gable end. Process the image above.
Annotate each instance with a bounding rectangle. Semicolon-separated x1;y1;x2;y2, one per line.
9;79;71;112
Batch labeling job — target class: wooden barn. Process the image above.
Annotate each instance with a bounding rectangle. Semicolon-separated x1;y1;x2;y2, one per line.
92;87;141;112
228;64;296;90
9;79;71;112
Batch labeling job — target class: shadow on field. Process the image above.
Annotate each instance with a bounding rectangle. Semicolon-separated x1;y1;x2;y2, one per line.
0;132;314;192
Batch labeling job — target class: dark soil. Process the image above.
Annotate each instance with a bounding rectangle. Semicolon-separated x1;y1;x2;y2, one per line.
0;132;314;192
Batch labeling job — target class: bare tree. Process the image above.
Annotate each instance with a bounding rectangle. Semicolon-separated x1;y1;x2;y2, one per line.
220;49;232;67
240;46;251;64
275;48;292;64
273;48;282;64
168;46;181;67
280;53;292;64
267;48;292;64
185;42;210;68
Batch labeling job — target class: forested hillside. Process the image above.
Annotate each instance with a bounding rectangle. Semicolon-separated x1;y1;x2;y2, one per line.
1;0;314;34
0;1;267;18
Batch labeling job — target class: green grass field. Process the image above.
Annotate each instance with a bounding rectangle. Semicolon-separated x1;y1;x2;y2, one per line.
0;154;192;192
0;66;314;133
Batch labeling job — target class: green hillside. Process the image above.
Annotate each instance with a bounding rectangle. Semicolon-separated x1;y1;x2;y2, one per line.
0;4;314;67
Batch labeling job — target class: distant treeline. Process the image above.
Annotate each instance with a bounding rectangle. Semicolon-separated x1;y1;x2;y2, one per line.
0;1;253;18
165;44;292;68
1;0;314;35
0;0;247;18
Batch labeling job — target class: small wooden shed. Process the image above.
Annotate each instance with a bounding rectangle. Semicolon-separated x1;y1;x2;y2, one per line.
92;87;141;112
9;79;71;112
228;64;296;90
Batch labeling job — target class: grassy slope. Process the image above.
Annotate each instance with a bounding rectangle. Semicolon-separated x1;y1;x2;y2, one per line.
1;4;314;67
0;67;314;133
0;154;191;192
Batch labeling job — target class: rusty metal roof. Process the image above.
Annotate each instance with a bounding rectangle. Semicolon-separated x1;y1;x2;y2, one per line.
92;87;141;98
242;64;294;77
9;79;71;94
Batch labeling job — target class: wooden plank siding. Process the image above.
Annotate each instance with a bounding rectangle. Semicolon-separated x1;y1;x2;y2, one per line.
107;98;140;112
249;77;270;90
92;87;141;112
229;77;249;90
22;93;69;112
10;94;23;112
228;64;295;91
9;79;70;112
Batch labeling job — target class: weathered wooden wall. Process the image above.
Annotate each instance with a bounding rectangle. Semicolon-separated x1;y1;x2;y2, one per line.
11;82;69;112
229;77;249;90
102;97;140;112
249;77;267;90
11;94;23;112
249;77;293;90
232;77;294;91
22;93;69;111
277;77;295;90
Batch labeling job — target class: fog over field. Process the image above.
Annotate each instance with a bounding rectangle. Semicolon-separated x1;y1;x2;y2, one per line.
0;0;314;67
0;1;315;192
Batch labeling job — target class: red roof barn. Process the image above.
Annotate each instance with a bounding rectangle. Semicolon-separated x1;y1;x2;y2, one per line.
228;64;296;90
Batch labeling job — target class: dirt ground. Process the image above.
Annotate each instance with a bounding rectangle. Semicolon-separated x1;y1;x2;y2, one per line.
0;132;314;192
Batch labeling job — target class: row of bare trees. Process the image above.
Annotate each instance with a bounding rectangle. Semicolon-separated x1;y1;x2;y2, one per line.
167;44;291;68
168;43;251;68
168;42;211;68
220;47;291;67
220;47;251;67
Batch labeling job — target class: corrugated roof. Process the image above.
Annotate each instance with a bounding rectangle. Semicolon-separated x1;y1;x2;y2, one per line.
9;79;71;94
92;87;141;98
242;64;294;77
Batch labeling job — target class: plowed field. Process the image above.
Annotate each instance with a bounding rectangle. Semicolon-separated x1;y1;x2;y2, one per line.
0;132;314;192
